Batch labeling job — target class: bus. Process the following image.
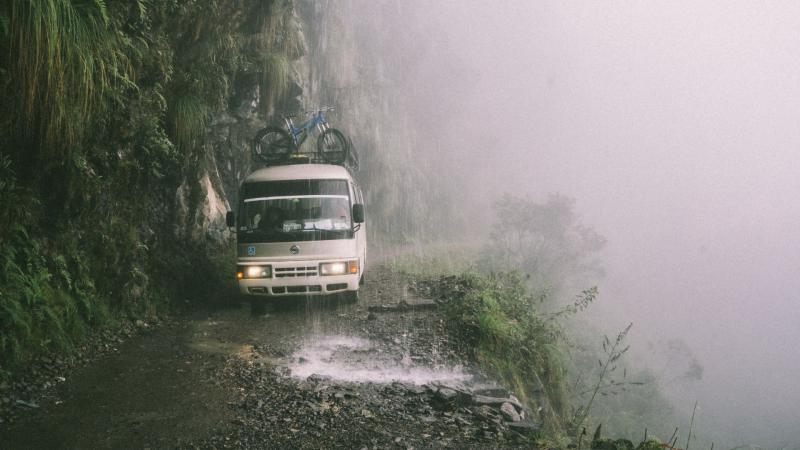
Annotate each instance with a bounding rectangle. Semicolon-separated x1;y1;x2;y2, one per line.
226;163;366;311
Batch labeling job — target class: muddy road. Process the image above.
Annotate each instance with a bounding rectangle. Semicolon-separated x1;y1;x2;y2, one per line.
0;267;538;449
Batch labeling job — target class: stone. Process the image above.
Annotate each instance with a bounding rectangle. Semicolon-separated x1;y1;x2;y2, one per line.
505;420;541;433
471;395;508;406
507;394;524;410
307;374;332;383
15;399;38;408
436;388;458;401
474;405;495;419
472;387;508;397
500;402;520;422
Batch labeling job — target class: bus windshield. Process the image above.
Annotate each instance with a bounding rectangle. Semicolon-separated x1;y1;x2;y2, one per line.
238;179;352;242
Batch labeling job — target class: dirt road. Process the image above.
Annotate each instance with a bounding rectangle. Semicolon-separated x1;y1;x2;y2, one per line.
0;266;538;449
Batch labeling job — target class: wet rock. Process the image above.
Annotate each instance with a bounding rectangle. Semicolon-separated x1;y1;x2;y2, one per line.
471;395;507;406
500;402;520;422
431;387;471;411
431;380;471;394
471;394;523;412
15;399;39;408
306;374;332;383
472;386;508;398
390;382;426;395
507;394;524;410
437;387;458;401
505;419;541;433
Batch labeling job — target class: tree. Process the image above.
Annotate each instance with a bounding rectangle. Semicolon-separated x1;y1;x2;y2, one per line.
487;193;606;301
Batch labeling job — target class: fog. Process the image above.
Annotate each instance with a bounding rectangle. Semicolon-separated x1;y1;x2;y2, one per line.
347;0;800;445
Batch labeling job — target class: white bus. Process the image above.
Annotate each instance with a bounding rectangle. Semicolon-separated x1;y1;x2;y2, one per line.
226;164;366;311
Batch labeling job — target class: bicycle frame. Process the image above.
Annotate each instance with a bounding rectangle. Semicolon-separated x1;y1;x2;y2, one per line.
282;110;331;148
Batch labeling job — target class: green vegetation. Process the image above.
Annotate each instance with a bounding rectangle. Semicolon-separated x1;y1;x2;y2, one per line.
412;268;688;448
0;0;298;377
3;0;130;162
419;271;574;436
398;195;691;445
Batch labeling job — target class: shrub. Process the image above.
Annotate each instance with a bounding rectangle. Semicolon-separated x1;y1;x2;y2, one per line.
425;271;573;435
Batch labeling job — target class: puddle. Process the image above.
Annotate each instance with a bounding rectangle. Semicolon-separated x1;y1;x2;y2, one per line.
287;335;471;384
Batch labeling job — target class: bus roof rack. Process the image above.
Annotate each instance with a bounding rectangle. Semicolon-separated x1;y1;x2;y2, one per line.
252;137;359;171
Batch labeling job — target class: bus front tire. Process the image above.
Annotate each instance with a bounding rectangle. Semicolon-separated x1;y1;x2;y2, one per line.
340;290;359;304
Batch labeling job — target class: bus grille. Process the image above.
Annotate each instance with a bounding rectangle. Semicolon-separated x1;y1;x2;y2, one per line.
274;266;318;278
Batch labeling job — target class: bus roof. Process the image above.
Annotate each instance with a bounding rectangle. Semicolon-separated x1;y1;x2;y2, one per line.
245;164;352;183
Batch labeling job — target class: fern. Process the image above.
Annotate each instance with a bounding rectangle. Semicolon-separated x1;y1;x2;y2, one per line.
167;93;208;149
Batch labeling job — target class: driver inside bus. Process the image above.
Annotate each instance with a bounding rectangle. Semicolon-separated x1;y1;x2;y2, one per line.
259;207;284;232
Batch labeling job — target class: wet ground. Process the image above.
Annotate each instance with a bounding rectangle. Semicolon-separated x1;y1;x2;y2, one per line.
0;266;539;449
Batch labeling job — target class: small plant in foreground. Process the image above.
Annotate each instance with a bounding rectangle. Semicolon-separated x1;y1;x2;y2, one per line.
571;323;635;434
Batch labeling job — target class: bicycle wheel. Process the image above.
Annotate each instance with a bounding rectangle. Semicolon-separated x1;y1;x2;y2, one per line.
316;128;349;164
254;126;292;163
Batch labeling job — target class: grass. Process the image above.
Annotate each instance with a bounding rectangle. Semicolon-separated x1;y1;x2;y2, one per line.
385;239;485;276
413;269;571;438
4;0;129;160
167;93;209;149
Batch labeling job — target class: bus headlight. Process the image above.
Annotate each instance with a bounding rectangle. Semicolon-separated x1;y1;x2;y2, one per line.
320;260;358;276
238;265;271;279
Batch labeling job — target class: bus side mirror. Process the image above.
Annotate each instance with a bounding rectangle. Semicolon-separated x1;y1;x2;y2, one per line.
352;204;365;224
226;211;235;228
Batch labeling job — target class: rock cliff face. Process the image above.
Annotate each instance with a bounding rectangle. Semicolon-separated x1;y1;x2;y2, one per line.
182;0;312;243
189;1;457;246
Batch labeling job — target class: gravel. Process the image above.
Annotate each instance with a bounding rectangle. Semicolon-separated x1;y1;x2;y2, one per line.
1;266;542;449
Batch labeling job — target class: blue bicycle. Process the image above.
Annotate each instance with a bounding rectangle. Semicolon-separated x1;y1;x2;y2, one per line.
254;106;349;165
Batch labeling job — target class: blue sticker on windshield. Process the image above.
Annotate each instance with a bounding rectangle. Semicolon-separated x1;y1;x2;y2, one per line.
247;246;256;256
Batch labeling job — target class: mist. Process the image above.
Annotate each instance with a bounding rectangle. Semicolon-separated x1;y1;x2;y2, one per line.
348;0;800;445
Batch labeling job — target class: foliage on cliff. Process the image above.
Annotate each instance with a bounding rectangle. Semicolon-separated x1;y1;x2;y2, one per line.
0;0;299;375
